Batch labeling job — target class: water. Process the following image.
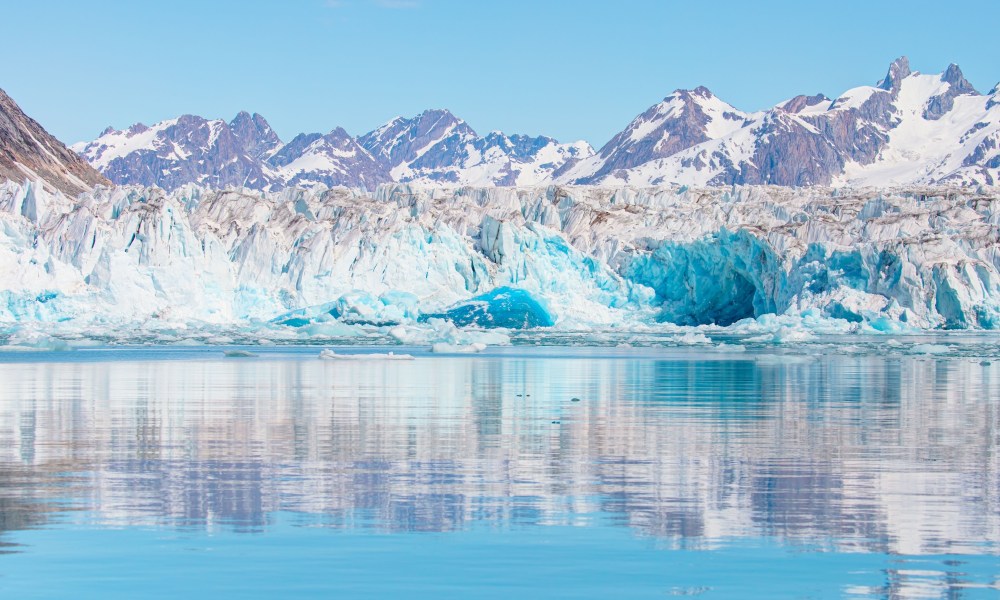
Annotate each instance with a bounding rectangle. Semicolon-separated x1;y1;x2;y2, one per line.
0;345;997;598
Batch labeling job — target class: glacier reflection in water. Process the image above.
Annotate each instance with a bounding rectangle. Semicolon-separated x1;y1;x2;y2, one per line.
0;347;998;598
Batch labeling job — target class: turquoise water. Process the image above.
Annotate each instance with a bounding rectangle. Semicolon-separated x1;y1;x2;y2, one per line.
0;345;997;598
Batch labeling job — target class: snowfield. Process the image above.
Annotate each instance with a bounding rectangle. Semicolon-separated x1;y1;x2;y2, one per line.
2;180;1000;346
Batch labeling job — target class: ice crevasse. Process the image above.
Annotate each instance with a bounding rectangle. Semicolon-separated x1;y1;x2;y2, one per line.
1;180;999;336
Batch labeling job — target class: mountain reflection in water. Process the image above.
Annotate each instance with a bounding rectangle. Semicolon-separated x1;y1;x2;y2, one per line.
0;351;997;559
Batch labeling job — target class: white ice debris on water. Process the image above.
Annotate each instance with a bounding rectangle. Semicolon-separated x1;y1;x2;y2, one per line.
3;180;1000;343
318;349;415;360
430;342;488;354
909;343;955;355
673;332;713;345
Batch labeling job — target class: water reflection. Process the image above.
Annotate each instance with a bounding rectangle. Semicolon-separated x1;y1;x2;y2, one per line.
0;352;997;559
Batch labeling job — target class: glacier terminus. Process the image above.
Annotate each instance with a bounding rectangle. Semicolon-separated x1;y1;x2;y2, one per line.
2;180;999;347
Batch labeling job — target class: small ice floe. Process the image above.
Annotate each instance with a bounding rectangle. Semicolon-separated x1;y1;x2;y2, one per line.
430;342;487;354
909;343;954;355
318;349;414;360
223;350;258;358
715;342;747;352
674;332;712;345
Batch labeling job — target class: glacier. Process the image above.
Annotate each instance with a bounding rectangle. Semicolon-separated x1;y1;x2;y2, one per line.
2;179;1000;347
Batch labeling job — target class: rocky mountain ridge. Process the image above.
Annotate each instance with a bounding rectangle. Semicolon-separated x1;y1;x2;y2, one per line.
8;57;1000;194
0;88;108;195
72;107;591;192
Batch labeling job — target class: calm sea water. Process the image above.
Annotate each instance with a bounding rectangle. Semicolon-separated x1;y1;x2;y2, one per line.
0;345;997;598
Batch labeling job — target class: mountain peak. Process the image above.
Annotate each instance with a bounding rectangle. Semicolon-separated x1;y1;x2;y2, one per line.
326;126;352;139
670;86;714;101
781;94;830;114
942;63;977;94
422;107;456;117
229;111;281;160
691;85;714;98
877;56;911;92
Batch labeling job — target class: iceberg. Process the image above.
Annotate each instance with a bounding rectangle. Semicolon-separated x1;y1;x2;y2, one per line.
420;287;554;329
318;349;414;360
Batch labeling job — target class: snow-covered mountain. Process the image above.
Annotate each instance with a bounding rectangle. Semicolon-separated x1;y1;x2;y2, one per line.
63;57;1000;191
359;109;593;186
559;86;750;185
560;57;1000;187
266;128;390;190
0;88;108;195
72;113;278;190
73;108;592;192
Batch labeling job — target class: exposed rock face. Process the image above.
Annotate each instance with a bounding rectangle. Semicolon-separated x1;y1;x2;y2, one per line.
229;111;282;160
877;56;912;94
0;88;108;195
924;63;979;120
781;94;830;114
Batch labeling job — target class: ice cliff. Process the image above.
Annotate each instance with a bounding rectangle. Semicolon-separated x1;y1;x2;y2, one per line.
2;180;999;337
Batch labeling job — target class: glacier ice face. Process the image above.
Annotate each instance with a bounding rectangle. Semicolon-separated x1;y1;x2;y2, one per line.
2;179;1000;341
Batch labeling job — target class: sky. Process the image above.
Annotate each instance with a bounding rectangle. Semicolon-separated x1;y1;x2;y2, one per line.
2;0;999;148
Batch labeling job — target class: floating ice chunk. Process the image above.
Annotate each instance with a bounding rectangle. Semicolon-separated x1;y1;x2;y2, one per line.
674;332;712;345
272;290;419;329
2;330;72;351
772;327;817;343
421;287;554;329
430;342;487;354
388;319;510;346
715;343;747;352
318;349;414;360
223;350;258;358
746;326;818;344
909;343;954;355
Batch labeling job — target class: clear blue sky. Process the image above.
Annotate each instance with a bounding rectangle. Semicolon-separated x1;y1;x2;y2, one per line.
2;0;998;148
